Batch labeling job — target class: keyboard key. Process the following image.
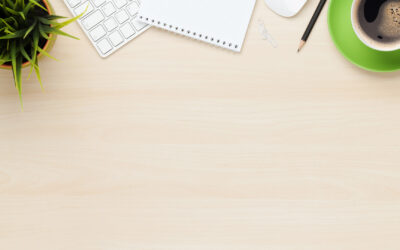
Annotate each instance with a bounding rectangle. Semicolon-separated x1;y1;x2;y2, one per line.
63;0;150;57
90;25;106;41
109;31;124;46
97;39;113;54
126;2;139;16
67;0;81;8
131;18;148;31
74;1;94;17
102;2;116;16
120;23;136;38
114;0;127;8
115;10;129;24
93;0;105;7
82;10;104;30
104;17;118;31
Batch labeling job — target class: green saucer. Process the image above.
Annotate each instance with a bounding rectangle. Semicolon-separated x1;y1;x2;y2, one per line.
328;0;400;72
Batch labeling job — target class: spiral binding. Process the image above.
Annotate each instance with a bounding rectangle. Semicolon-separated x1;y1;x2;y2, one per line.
138;15;240;51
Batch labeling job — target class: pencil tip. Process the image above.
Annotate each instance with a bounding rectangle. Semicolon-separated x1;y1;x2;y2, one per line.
297;40;306;52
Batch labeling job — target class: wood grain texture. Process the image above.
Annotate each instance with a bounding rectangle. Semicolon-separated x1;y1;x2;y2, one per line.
1;0;400;249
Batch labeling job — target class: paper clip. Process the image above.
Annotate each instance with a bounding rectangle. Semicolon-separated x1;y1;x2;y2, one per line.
258;19;278;48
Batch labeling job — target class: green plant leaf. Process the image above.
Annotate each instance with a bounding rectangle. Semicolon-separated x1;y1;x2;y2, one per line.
19;41;42;89
0;4;19;16
0;50;11;65
3;16;19;28
1;0;9;16
45;15;67;20
0;18;16;32
33;57;42;90
0;28;28;39
18;11;25;20
38;23;51;40
28;0;46;11
29;26;39;80
41;25;79;40
0;58;10;66
23;18;37;39
19;41;37;70
38;16;57;25
10;41;23;109
54;9;86;29
5;0;15;8
22;2;33;16
37;46;58;61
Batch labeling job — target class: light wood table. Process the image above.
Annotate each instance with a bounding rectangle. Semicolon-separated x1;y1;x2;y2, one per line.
1;0;400;249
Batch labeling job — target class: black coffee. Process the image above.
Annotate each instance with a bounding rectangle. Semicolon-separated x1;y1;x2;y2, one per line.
357;0;400;43
364;0;388;22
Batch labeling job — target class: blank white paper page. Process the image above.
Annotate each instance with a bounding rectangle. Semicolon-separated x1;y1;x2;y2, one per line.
137;0;256;52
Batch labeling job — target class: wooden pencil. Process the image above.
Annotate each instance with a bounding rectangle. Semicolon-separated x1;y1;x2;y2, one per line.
298;0;328;52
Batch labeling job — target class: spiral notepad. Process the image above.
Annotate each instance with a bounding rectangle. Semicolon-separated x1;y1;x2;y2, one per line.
137;0;256;52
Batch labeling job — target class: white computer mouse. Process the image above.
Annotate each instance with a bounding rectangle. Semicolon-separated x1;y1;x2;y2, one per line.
264;0;308;17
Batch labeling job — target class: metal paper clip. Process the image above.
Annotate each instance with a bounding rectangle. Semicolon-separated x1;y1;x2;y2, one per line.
258;19;278;48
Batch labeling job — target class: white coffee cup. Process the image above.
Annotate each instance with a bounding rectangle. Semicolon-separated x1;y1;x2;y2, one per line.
351;0;400;51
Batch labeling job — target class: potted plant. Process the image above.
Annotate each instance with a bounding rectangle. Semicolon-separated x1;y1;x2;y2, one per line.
0;0;83;108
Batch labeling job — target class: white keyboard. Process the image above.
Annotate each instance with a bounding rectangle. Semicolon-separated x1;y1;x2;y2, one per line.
64;0;150;57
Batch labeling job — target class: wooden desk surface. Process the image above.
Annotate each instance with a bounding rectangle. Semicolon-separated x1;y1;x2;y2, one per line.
1;0;400;249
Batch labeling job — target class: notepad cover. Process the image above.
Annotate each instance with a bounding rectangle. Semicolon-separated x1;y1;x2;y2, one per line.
137;0;256;52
